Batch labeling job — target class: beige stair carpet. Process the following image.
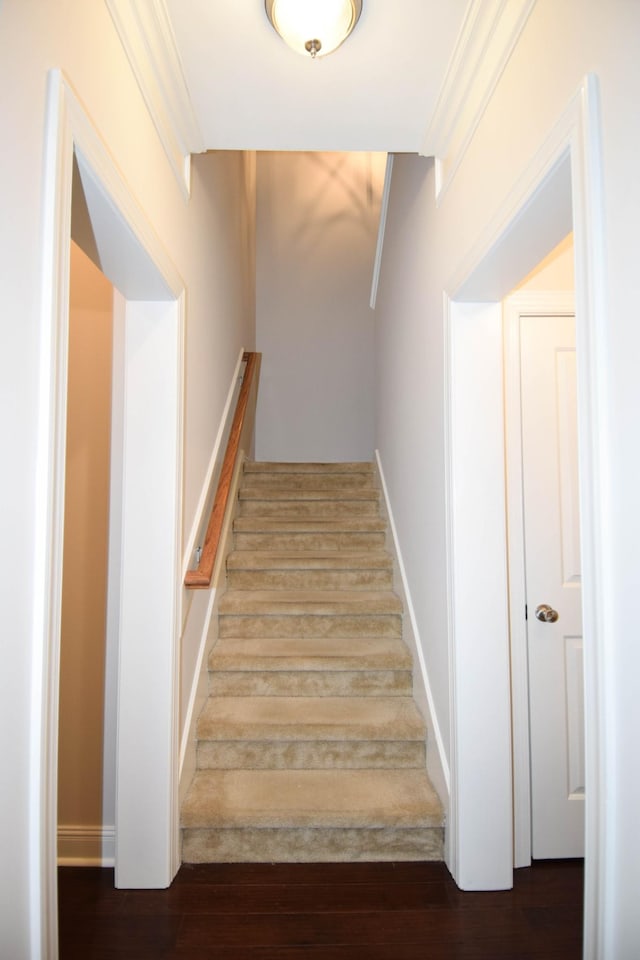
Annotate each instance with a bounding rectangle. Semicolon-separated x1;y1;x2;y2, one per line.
182;461;444;862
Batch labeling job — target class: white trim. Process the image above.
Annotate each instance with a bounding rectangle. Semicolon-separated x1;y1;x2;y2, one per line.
31;68;74;960
103;292;126;859
370;154;394;310
57;825;116;868
503;291;575;869
442;292;457;877
422;0;536;201
105;0;204;200
33;68;185;957
443;74;609;956
570;75;611;960
375;450;450;806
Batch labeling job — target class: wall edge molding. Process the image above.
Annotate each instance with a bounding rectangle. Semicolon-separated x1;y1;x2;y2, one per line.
370;154;394;310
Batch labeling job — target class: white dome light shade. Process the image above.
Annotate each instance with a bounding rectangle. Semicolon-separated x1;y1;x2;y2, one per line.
265;0;363;58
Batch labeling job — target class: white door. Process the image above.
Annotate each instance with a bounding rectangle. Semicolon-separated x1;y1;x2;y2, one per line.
520;313;585;859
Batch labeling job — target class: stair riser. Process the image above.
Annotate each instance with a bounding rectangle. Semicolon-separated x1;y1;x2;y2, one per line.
244;462;374;475
209;656;412;672
238;500;380;519
182;826;444;863
226;569;394;591
196;740;425;770
208;670;413;697
233;532;387;551
241;476;377;493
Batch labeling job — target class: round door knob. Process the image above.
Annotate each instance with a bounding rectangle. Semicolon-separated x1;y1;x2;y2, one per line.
535;603;559;623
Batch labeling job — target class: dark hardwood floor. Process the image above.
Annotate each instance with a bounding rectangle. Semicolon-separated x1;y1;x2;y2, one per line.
58;859;583;959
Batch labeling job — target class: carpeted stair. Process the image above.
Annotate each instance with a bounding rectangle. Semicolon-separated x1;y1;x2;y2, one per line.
181;461;444;862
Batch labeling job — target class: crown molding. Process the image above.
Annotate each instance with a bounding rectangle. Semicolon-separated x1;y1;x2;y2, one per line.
421;0;536;200
106;0;204;200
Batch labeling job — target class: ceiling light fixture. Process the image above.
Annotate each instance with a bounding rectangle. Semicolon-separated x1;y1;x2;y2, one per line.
265;0;363;59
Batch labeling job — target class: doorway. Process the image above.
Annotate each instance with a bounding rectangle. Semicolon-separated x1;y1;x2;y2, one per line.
504;274;584;865
520;309;584;860
444;75;607;957
57;241;115;867
34;71;186;958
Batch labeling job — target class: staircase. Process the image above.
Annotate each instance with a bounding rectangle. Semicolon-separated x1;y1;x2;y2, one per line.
181;461;444;862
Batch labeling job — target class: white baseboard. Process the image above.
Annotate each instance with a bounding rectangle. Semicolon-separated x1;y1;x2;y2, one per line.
375;450;450;811
58;824;115;867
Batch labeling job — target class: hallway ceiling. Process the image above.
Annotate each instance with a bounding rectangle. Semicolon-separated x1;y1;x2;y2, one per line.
164;0;470;152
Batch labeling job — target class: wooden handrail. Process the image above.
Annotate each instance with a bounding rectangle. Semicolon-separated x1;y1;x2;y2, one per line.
185;351;261;589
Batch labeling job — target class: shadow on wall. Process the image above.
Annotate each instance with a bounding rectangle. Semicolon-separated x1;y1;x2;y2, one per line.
255;150;387;463
289;152;383;248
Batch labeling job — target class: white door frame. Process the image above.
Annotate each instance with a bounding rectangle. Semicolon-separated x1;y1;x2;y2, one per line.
503;291;576;868
32;70;185;957
444;75;611;960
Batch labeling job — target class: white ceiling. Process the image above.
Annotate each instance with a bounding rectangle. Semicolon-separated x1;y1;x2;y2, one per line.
164;0;470;153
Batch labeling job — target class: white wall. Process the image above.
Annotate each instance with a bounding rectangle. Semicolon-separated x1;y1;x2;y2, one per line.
0;1;254;955
374;0;640;952
255;151;385;462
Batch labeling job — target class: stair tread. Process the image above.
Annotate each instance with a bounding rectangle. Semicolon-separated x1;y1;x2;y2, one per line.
239;487;379;500
219;590;403;616
182;768;442;829
196;696;425;741
234;517;386;532
244;462;374;474
227;551;393;570
209;636;412;671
